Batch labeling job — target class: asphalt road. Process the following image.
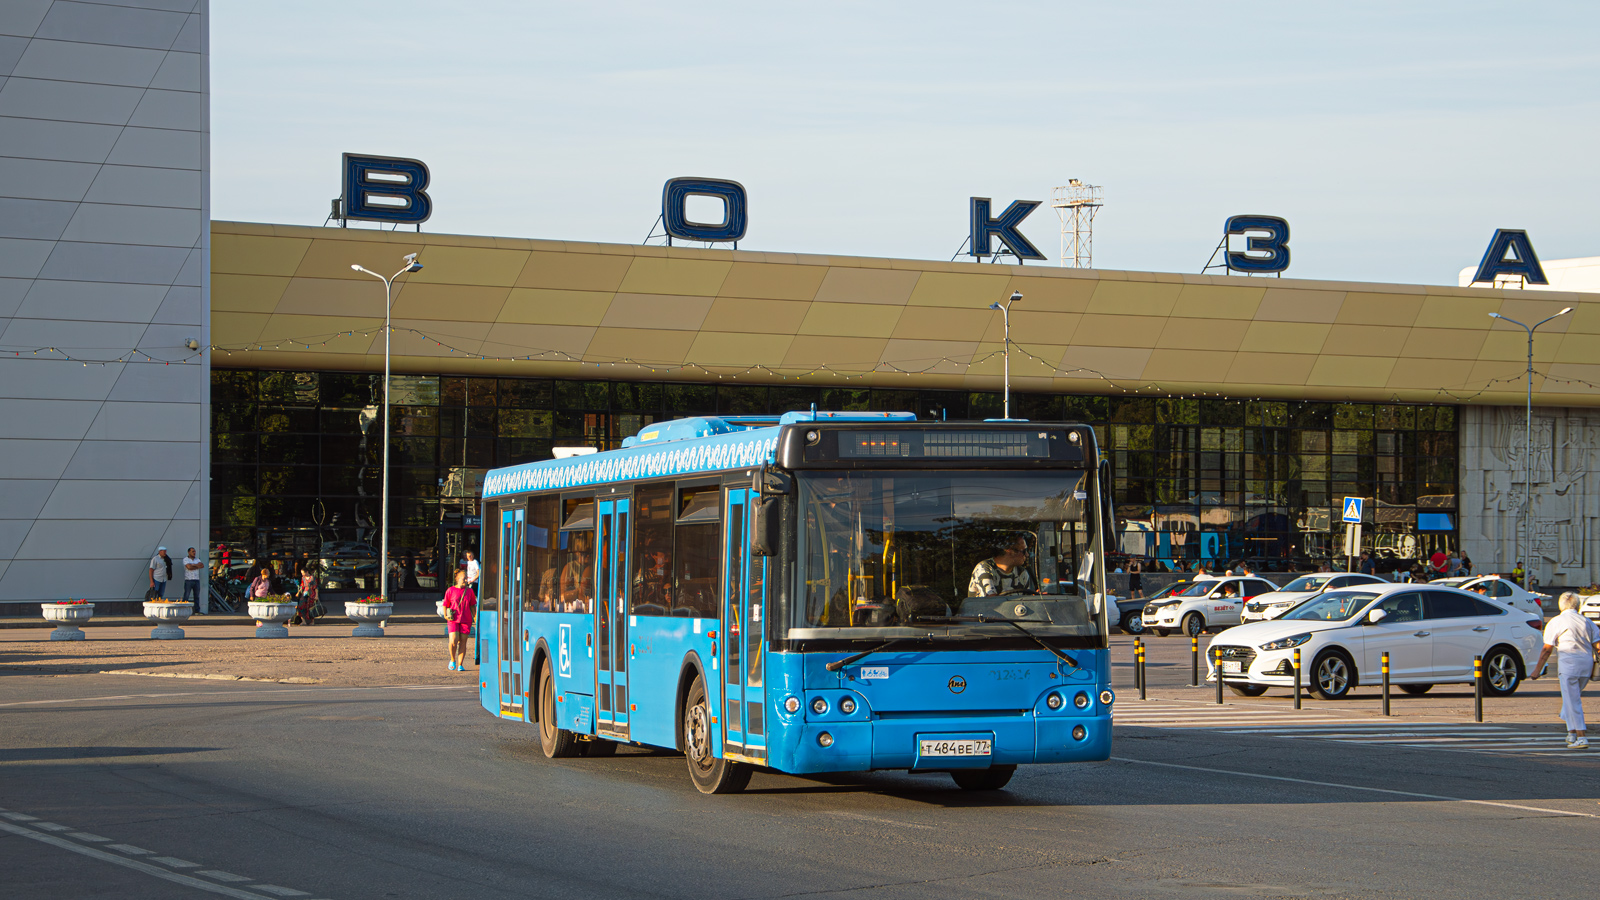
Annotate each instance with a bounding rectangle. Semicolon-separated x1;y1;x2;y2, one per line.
3;663;1598;900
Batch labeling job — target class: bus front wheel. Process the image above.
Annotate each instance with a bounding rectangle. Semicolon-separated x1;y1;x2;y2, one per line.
684;677;751;794
951;765;1015;791
538;662;581;759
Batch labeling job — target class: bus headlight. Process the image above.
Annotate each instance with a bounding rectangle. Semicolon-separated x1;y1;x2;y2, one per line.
1074;691;1090;709
1099;690;1114;706
1072;725;1087;741
839;696;856;714
1045;692;1064;710
783;696;800;714
811;697;828;715
817;732;834;747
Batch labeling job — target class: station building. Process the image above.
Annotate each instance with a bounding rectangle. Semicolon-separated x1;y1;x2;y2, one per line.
3;0;1600;613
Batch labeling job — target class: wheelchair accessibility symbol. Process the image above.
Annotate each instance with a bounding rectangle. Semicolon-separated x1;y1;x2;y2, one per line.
558;623;572;678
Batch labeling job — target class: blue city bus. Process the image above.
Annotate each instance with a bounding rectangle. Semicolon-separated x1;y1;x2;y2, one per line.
475;411;1114;793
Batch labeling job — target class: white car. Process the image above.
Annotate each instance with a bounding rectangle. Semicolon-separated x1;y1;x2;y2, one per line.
1453;576;1548;619
1580;594;1600;623
1143;576;1281;637
1207;584;1544;700
1240;573;1389;623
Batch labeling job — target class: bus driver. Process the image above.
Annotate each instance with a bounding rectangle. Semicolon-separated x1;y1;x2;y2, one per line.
968;536;1037;597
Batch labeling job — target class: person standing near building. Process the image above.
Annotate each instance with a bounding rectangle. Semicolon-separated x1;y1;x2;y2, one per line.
148;546;172;599
1531;592;1600;749
464;550;481;596
1513;561;1526;587
181;547;202;604
1461;554;1473;576
1128;559;1144;599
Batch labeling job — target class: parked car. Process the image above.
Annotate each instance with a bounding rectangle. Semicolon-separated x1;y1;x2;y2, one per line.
1207;584;1543;699
1143;576;1281;637
1240;573;1389;623
1580;593;1600;623
1454;576;1548;619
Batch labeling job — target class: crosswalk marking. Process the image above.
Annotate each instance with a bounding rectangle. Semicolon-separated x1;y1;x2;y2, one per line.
1111;700;1583;756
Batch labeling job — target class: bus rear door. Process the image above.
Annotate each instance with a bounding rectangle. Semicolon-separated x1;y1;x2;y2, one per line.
721;487;767;763
596;497;631;739
498;507;524;717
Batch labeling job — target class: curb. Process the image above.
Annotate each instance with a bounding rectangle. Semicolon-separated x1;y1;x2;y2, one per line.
0;615;442;630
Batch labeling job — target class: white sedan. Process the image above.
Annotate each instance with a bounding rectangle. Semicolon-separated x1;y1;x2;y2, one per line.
1143;576;1281;637
1206;584;1544;700
1453;576;1548;619
1239;573;1389;623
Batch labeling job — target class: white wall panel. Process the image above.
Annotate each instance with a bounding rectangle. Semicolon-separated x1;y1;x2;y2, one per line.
39;478;188;521
14;278;168;323
0;76;144;125
128;87;200;131
12;37;164;85
0;0;208;605
0;479;60;520
83;164;202;208
0;438;75;479
0;398;99;439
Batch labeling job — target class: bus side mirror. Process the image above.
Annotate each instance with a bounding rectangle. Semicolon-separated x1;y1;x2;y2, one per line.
751;495;780;557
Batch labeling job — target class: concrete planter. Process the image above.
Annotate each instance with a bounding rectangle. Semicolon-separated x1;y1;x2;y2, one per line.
247;600;297;638
41;602;94;641
345;601;394;637
143;600;194;640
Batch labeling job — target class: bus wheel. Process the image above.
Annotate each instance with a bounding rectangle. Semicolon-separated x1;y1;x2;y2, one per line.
951;765;1016;791
684;677;751;794
538;662;580;759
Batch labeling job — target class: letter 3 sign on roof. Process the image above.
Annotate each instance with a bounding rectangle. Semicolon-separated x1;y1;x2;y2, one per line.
1225;215;1291;274
1342;497;1364;524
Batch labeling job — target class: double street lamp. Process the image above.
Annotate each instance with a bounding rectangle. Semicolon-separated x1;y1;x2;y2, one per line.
989;291;1023;420
351;254;424;602
1487;306;1572;586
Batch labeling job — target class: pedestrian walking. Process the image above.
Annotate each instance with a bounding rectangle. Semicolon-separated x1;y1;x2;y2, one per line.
464;550;481;596
1531;592;1600;749
1448;551;1462;577
291;564;321;625
148;546;173;599
1128;559;1143;599
181;547;203;603
442;569;477;671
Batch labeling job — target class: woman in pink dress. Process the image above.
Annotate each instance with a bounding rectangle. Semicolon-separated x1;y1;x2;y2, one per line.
443;570;477;672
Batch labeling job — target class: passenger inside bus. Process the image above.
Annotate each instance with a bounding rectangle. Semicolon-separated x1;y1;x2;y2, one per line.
968;536;1038;597
560;540;594;613
634;546;672;614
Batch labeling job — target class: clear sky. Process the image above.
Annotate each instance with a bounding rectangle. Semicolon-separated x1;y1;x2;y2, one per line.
212;1;1600;285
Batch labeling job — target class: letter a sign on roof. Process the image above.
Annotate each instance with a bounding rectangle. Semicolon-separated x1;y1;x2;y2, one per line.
1342;497;1364;524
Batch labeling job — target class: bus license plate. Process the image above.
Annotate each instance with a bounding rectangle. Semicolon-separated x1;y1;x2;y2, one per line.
919;739;992;757
1220;660;1242;674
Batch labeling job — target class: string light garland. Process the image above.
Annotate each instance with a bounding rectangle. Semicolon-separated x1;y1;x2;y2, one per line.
1;346;203;366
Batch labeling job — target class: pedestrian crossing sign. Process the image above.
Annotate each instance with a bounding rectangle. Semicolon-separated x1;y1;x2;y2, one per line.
1342;497;1364;523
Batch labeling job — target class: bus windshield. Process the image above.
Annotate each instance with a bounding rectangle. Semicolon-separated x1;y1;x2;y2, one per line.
794;470;1105;640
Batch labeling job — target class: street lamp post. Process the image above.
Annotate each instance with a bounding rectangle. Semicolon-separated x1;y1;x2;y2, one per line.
351;254;424;602
989;291;1023;419
1488;306;1572;585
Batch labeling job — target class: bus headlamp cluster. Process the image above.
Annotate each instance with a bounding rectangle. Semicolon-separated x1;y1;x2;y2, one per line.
817;732;834;747
838;696;856;714
1045;692;1064;710
1074;691;1090;709
1099;690;1114;706
783;696;800;714
811;697;828;715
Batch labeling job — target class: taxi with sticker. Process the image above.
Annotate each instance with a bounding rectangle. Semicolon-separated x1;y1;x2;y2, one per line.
1143;576;1281;637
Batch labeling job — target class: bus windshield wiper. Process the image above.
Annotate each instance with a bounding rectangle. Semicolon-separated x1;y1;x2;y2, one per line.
825;639;908;672
907;615;1079;669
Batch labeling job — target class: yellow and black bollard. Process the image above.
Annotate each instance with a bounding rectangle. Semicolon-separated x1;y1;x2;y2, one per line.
1133;637;1143;693
1137;640;1147;701
1214;646;1224;704
1190;634;1200;686
1292;647;1302;709
1474;654;1484;723
1381;651;1391;716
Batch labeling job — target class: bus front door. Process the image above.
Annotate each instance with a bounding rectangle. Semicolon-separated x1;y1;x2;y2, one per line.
721;488;767;763
596;497;631;739
499;507;525;718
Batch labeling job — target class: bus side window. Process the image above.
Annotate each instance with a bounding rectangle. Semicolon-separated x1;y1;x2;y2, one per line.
632;483;675;617
525;496;560;611
481;499;499;609
676;485;721;619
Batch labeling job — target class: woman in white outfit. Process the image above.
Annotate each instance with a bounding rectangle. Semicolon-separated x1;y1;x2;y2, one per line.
1531;592;1600;749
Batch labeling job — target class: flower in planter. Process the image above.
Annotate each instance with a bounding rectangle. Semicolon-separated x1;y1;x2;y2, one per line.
57;599;92;605
351;595;389;603
254;594;295;604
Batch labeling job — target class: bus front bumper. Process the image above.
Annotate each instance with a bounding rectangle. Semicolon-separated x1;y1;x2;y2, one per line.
777;712;1112;774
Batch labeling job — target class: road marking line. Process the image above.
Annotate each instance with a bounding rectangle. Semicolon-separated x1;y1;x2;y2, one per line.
252;885;311;897
66;832;110;841
108;843;152;855
198;870;255;882
0;820;289;900
33;822;72;831
0;683;474;708
151;856;201;868
1110;756;1599;819
1;812;38;821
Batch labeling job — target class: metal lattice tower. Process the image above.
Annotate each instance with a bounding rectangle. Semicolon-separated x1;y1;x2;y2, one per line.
1050;180;1103;268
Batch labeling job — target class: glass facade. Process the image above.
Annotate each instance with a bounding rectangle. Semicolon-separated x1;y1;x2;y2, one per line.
211;369;1458;588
